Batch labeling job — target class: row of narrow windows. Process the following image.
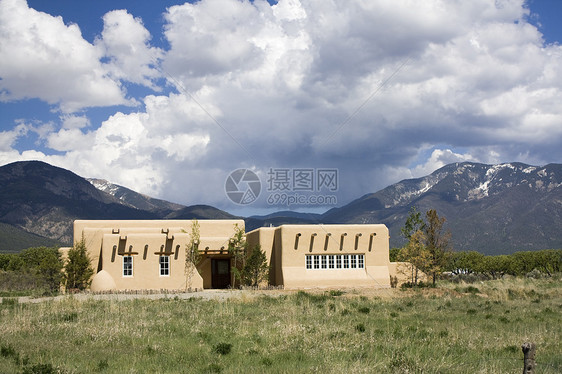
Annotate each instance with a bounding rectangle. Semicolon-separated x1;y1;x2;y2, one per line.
305;254;364;270
122;253;366;276
122;255;169;277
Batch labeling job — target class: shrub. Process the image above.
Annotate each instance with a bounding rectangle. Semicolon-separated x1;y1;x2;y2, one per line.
328;289;344;297
0;247;63;294
22;363;58;374
205;363;222;373
212;342;232;355
64;236;94;291
526;269;544;279
1;344;19;362
357;306;370;314
241;245;268;287
355;323;366;332
464;286;480;294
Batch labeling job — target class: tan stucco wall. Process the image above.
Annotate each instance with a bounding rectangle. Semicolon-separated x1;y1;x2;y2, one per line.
246;226;276;285
72;220;395;291
73;220;244;291
247;224;391;289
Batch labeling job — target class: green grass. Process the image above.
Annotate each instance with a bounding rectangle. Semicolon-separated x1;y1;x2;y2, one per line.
0;277;561;373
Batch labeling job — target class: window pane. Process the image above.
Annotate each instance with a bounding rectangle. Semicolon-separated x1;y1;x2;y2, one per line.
306;256;312;269
351;255;357;268
328;255;334;269
321;256;327;269
358;255;364;268
343;255;349;269
160;256;169;276
123;256;133;277
314;255;320;269
336;255;342;268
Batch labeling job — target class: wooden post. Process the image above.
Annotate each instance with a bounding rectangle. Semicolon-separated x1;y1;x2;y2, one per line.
521;342;536;374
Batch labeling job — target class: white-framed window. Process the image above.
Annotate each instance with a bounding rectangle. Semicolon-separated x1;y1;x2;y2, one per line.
123;256;133;277
336;255;342;269
306;254;365;270
159;255;170;276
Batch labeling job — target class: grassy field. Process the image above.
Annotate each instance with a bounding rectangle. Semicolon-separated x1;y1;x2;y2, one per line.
0;276;561;373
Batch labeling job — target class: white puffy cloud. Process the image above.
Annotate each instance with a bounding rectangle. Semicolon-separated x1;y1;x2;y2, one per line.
0;0;132;112
0;123;27;151
412;149;476;177
3;0;562;212
96;10;163;90
61;115;90;130
47;128;94;152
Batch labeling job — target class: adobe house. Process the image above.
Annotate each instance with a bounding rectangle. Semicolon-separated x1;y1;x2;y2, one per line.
246;224;392;288
72;219;244;292
69;220;404;291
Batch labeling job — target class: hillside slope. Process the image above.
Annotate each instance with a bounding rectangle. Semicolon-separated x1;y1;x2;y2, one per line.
322;162;562;254
0;161;156;244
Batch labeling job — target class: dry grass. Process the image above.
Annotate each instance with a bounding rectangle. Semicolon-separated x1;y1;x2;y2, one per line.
0;276;561;373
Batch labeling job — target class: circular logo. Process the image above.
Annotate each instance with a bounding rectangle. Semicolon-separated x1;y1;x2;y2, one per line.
225;169;261;205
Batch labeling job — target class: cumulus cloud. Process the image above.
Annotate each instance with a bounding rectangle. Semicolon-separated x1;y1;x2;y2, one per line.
0;123;28;151
2;0;562;213
0;0;132;112
61;115;90;130
96;9;163;90
412;149;476;177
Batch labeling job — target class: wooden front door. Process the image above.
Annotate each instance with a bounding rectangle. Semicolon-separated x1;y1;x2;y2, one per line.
211;259;231;289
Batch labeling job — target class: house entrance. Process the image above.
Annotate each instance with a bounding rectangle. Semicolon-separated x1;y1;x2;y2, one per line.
211;259;231;289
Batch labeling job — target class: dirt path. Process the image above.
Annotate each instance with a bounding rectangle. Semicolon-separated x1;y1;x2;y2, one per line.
3;286;403;304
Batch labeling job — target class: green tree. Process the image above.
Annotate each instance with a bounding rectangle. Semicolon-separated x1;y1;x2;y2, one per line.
389;247;401;262
185;219;201;290
398;230;430;285
19;247;63;292
534;249;562;276
447;251;485;274
424;209;452;284
6;255;24;271
0;253;13;270
481;255;513;279
401;206;425;241
64;236;94;291
400;208;452;285
241;245;268;287
228;223;246;286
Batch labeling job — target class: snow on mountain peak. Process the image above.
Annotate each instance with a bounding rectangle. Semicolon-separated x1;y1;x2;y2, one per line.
88;178;121;197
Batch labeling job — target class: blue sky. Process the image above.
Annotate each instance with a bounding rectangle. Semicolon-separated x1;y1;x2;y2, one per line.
1;0;562;216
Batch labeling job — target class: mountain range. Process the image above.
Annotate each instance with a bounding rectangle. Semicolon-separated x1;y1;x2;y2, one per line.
0;160;560;255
